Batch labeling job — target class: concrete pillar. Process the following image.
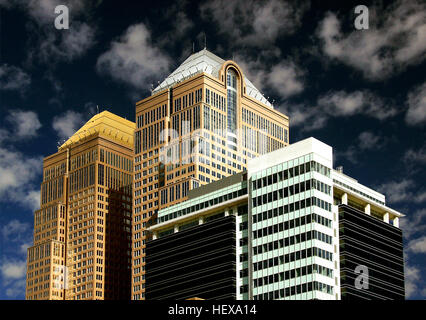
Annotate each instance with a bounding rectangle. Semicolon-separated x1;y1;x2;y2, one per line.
199;216;204;225
153;231;158;240
393;217;399;228
231;206;237;216
383;212;390;224
341;193;348;205
174;225;179;233
364;203;371;215
225;208;230;217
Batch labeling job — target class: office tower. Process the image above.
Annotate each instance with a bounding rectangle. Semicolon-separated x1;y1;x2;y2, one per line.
334;170;405;299
26;111;134;300
145;137;405;300
132;48;290;300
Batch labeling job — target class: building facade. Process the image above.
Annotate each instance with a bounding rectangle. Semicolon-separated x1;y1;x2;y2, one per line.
132;48;290;299
146;173;248;300
334;171;405;299
26;111;134;300
146;137;405;300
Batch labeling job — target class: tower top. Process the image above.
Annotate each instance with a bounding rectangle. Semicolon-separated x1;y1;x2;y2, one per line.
58;111;135;151
152;48;273;108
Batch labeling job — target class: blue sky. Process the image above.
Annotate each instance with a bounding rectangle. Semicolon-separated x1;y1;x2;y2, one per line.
0;0;425;299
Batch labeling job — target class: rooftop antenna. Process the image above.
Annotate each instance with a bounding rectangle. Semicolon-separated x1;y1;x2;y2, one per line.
192;42;195;53
204;33;206;49
96;105;99;114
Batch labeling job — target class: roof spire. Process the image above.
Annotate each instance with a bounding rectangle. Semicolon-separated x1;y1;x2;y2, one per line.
192;42;195;53
204;33;206;49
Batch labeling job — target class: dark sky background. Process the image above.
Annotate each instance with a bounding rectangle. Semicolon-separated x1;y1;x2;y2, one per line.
0;0;425;299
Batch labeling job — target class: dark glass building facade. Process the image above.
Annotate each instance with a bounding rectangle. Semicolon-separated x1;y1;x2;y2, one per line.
339;204;405;300
146;215;237;299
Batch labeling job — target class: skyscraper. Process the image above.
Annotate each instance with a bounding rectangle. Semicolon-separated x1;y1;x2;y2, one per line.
132;48;290;300
26;111;134;300
145;137;405;300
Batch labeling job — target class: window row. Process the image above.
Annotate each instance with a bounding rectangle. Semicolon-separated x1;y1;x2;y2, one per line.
252;179;331;207
253;280;333;300
253;246;333;272
253;263;333;288
252;161;331;191
242;107;287;142
137;104;167;128
205;88;225;111
99;149;132;172
158;185;247;223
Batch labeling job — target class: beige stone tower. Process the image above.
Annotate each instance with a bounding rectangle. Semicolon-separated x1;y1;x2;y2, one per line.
26;111;135;300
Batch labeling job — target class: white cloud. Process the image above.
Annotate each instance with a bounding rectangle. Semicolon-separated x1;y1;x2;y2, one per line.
357;131;382;150
1;219;33;257
0;148;41;194
19;242;32;255
279;102;328;131
407;236;426;254
202;0;308;101
38;22;95;63
267;62;305;98
0;147;43;211
406;82;426;126
334;131;386;164
377;179;414;203
5;278;26;298
0;110;43;211
334;145;358;165
0;259;27;298
414;191;426;203
405;263;422;298
377;179;426;206
158;3;194;50
0;219;33;298
0;259;26;280
97;23;171;90
280;90;397;132
0;64;31;91
23;190;40;212
52;110;85;140
200;0;309;47
317;0;426;80
317;90;397;120
6;110;42;139
236;55;305;100
401;209;426;240
404;145;426;165
1;220;29;241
